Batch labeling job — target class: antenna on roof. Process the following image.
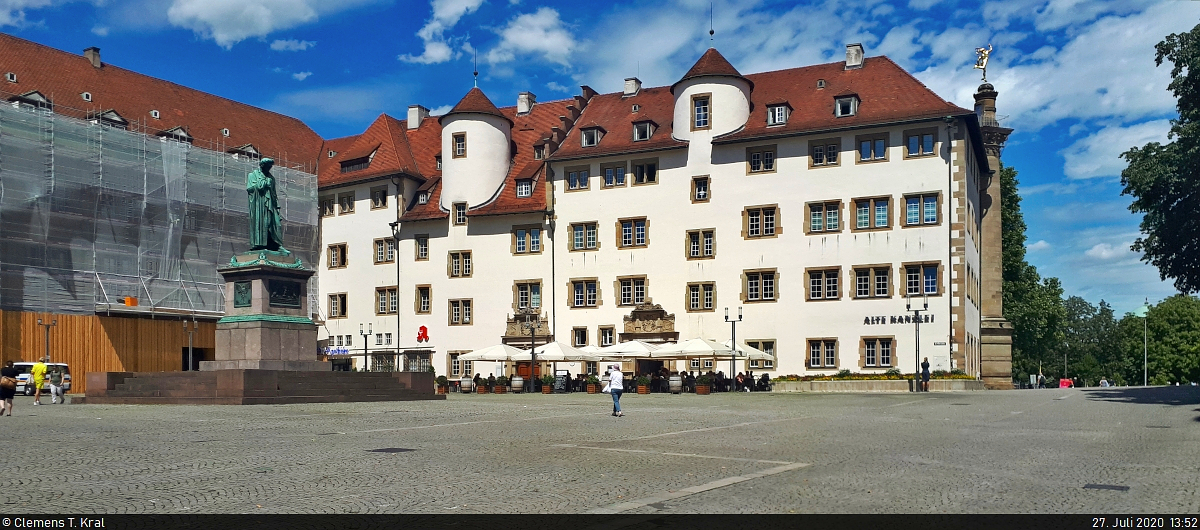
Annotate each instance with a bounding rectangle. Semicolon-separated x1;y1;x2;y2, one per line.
709;2;714;46
473;48;479;88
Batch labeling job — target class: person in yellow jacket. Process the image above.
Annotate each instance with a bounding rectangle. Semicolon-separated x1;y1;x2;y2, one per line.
30;357;46;405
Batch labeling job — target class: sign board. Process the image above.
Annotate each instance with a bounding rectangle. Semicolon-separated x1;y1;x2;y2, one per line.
933;341;947;346
323;347;352;356
553;374;569;393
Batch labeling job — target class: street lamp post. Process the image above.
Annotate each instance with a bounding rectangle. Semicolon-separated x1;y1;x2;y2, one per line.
36;318;57;362
521;311;538;392
389;220;402;375
725;307;742;391
906;293;928;392
359;322;372;371
1135;298;1150;386
183;319;198;371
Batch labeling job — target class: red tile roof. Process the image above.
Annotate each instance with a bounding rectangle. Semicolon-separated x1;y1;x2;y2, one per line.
672;47;751;93
715;56;970;144
466;97;573;216
317;114;427;189
399;177;448;221
439;87;513;126
0;32;323;171
550;86;683;161
403;115;443;178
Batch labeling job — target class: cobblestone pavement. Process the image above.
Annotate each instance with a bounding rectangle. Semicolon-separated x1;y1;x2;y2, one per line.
0;386;1196;514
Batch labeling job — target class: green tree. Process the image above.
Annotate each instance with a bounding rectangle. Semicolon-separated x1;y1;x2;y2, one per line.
1121;23;1200;293
1001;165;1067;383
1143;295;1200;385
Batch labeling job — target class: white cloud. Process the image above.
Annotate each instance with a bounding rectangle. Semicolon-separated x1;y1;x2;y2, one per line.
1060;119;1170;179
874;24;922;66
484;7;575;66
398;0;483;64
271;39;315;51
292;71;312;81
546;81;572;93
0;0;52;26
91;25;109;36
270;85;393;122
1085;242;1128;260
1027;240;1051;251
908;0;943;9
166;0;379;49
428;104;453;116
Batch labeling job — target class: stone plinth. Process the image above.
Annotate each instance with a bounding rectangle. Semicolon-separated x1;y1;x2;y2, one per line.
201;250;324;372
980;318;1014;389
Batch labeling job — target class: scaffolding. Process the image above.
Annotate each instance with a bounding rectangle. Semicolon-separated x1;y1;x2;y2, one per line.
0;102;318;317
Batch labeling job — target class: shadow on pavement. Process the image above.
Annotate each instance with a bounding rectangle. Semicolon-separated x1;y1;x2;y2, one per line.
1082;385;1200;406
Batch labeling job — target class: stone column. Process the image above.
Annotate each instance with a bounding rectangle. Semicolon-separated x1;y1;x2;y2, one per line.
974;83;1015;389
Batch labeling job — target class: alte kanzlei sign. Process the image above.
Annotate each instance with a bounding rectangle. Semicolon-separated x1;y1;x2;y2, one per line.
864;314;935;325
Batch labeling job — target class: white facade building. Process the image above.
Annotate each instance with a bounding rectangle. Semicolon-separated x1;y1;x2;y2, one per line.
315;45;1003;383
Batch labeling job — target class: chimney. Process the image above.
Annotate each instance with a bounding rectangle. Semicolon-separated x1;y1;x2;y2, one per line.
84;47;101;69
407;105;429;129
566;105;580;122
517;92;537;115
845;43;864;70
623;77;642;97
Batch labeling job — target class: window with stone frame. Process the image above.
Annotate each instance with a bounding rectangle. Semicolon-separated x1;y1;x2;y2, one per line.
453;203;467;225
599;326;615;347
319;196;335;217
809;339;838;368
686;282;715;312
863;337;894;367
618;277;647;306
632;159;658;185
370;186;388;209
328;293;347;318
747;145;777;173
569;222;598;251
747;340;775;369
686;229;715;259
374;238;395;264
854;265;892;299
453;133;466;158
567;167;590;190
415;235;429;260
618;218;648;248
744;270;777;302
327;243;348;269
601;162;627;187
513;226;543;255
573;327;589;347
571;279;599;308
806;201;841;233
853;197;891;230
515;281;542;310
448;251;472;278
692;94;711;130
903;192;940;227
449;299;472;325
809;138;841;167
856;133;888;162
905;263;941;296
904;128;937;157
376;287;398;315
415;285;431;314
806;268;841;300
691;176;710;202
744;206;779;238
338;192;355;214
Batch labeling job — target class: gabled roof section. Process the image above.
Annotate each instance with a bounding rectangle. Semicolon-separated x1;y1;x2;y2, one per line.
399;177;448;221
91;109;127;127
156;126;192;142
671;48;752;93
714;56;971;144
550;86;683;161
468;162;548;217
403;115;443;178
318;114;425;189
439;87;513;126
0;33;323;170
9;89;51;107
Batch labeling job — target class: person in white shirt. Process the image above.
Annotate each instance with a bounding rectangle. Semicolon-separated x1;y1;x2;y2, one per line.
609;365;624;417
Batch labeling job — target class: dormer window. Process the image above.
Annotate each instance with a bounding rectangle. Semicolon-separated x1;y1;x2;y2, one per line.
835;96;858;117
340;157;370;173
5;72;15;83
632;104;640;113
417;192;430;205
228;144;259;160
327;150;337;158
453;133;466;158
581;128;601;147
816;79;826;89
534;144;545;160
81;92;92;102
150;110;160;119
767;105;789;126
157;126;192;143
221;128;230;137
90;109;127;130
633;122;654;142
9;90;52;110
516;179;533;198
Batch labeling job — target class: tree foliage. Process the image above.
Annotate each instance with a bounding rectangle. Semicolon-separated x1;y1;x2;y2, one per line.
1121;22;1200;294
1000;165;1067;382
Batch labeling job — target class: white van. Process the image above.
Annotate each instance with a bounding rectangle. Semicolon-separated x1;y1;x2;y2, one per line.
13;362;72;395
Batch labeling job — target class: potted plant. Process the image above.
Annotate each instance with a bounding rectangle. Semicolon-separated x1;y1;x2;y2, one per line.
541;374;556;394
435;375;449;394
476;378;489;394
494;375;509;394
586;375;601;394
636;375;651;395
695;374;712;395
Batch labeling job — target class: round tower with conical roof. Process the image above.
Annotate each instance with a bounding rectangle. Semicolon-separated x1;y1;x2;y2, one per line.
439;87;514;208
671;48;753;142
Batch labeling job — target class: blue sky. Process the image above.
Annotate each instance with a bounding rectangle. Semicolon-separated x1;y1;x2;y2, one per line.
3;0;1197;315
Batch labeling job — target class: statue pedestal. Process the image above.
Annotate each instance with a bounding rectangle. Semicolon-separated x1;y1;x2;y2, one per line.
202;250;324;372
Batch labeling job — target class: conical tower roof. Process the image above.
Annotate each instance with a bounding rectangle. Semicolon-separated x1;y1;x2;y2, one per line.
671;48;753;93
439;87;513;126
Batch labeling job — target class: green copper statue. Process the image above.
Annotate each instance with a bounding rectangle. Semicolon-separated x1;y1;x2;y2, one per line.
247;158;286;252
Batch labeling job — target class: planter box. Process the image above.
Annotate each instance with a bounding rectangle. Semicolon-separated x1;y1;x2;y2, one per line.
772;379;987;393
436;386;448;395
541;386;553;394
695;385;711;395
476;385;489;394
586;384;598;394
493;386;507;394
637;385;650;395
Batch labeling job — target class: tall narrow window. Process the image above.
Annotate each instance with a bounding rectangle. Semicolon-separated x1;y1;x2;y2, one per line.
416;286;431;314
328;293;347;318
376;287;398;315
692;94;711;130
415;235;429;260
453;133;466;158
454;203;467;225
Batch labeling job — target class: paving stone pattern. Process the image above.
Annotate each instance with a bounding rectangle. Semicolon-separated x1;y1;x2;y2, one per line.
0;386;1196;513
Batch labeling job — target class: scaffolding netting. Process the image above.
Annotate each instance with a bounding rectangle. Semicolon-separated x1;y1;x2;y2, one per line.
0;103;319;316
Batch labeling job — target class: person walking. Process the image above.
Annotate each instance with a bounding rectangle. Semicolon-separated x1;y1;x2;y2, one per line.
47;366;65;404
921;357;931;392
0;361;17;416
31;357;47;405
608;364;624;417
